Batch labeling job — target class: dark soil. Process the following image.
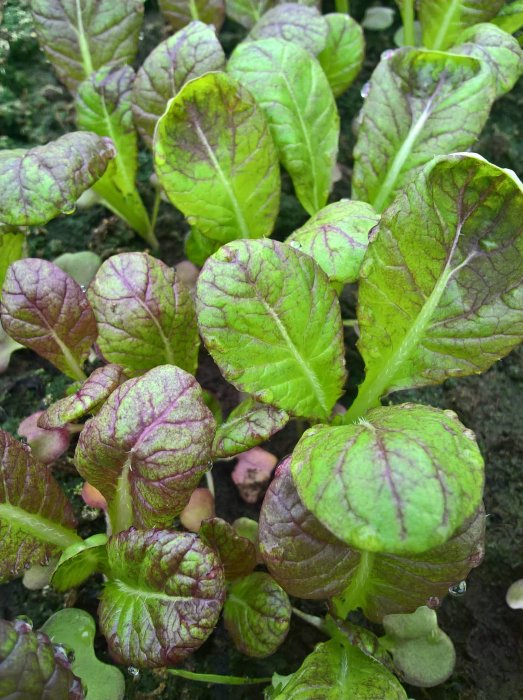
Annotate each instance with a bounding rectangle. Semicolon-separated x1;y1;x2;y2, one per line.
0;0;522;698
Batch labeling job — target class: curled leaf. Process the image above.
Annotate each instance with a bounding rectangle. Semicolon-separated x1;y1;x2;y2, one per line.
51;534;108;592
200;516;257;580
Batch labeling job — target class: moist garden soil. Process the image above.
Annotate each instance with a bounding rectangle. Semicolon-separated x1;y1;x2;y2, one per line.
0;1;522;698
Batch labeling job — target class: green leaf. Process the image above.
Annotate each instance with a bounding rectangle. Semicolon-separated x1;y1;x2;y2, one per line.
225;0;272;29
75;365;216;530
419;0;504;50
99;529;226;667
39;364;126;429
1;259;97;380
286;200;379;290
259;457;360;599
88;252;200;374
0;429;80;583
491;1;523;35
0;233;25;294
292;404;484;554
0;132;115;227
350;154;523;415
132;21;226;147
200;516;257;580
382;607;456;688
159;0;225;31
453;23;523;98
0;326;22;373
352;48;494;212
185;227;222;267
155;72;280;251
318;13;365;97
266;639;408;699
247;4;328;55
224;572;291;657
0;618;83;698
76;64;153;244
42;608;125;700
196;239;346;420
228;38;339;215
212;397;289;458
30;0;145;92
53;251;102;288
51;534;108;592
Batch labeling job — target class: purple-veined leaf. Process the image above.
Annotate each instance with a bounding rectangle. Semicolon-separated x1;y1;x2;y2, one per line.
259;457;359;599
212;397;289;458
200;517;257;580
0;259;97;381
88;253;200;374
224;572;291;657
99;529;226;667
317;14;365;97
0;132;115;227
30;0;145;92
75;365;215;530
38;364;127;429
0;429;80;583
247;3;328;55
132;21;226;147
158;0;225;31
196;239;346;420
0;618;84;699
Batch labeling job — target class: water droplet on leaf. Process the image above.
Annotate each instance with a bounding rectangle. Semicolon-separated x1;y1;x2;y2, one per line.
128;666;140;678
449;580;467;597
360;82;371;99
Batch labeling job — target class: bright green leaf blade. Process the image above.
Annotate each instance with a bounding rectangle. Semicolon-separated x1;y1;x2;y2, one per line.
453;23;523;98
351;154;523;411
51;534;108;592
286;199;379;288
75;366;215;530
352;48;494;212
159;0;225;31
99;529;226;667
30;0;145;92
0;327;22;374
292;404;484;554
0;429;80;583
228;38;339;215
196;239;346;420
225;0;272;29
132;21;226;147
419;0;504;50
0;233;25;293
42;608;125;700
491;1;523;35
53;251;101;288
0;132;115;227
266;640;408;699
155;72;280;248
247;4;328;55
185;227;221;266
318;13;365;97
224;572;291;657
88;252;200;374
212;397;289;458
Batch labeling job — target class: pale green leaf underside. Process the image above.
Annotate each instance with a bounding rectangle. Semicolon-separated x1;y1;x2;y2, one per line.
228;38;339;215
352;47;494;212
0;233;25;293
419;0;504;50
196;239;346;420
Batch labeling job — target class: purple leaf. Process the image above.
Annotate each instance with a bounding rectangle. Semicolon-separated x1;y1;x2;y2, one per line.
200;517;257;580
99;529;225;667
75;365;216;530
18;411;71;464
1;259;97;380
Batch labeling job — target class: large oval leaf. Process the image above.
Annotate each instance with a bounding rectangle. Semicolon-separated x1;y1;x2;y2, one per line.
75;366;215;530
196;239;346;420
99;529;226;667
318;13;365;97
352;48;494;212
0;429;80;583
223;572;291;657
247;4;328;55
132;22;226;147
155;72;280;252
159;0;225;31
0;132;114;227
88;252;199;374
31;0;144;92
259;457;359;598
349;154;523;414
1;259;97;380
292;404;484;554
228;38;339;215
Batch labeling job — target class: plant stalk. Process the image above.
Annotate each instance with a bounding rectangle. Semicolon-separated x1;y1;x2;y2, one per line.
168;669;271;685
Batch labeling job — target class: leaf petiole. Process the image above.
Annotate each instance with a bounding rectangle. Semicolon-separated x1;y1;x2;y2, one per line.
168;669;272;685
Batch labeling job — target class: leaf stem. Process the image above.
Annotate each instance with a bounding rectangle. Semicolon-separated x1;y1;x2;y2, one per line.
292;606;327;632
334;0;349;14
205;469;215;498
168;669;271;685
401;0;416;46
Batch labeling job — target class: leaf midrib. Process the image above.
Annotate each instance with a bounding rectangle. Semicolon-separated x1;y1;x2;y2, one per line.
0;502;81;549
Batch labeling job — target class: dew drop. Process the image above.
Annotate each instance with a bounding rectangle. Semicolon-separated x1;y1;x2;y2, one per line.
128;666;140;678
382;49;395;61
427;596;440;609
449;580;467;597
289;240;302;249
53;644;69;662
360;82;371;99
